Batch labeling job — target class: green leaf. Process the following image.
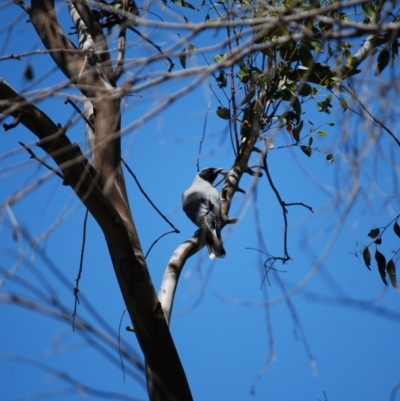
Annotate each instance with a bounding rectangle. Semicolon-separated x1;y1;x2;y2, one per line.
368;228;380;239
394;220;400;237
309;40;322;52
325;94;333;104
326;153;334;162
344;49;352;66
327;122;335;126
340;97;348;111
261;47;273;58
213;54;228;63
279;42;299;62
308;137;313;146
300;145;312;157
216;106;230;120
298;83;312;97
375;237;382;245
387;259;398;291
187;44;195;57
299;41;313;67
171;0;195;9
292;120;303;142
361;2;375;20
375;48;390;76
362;247;371;270
317;94;333;113
317;130;328;137
179;48;187;69
291;96;301;119
375;249;388;286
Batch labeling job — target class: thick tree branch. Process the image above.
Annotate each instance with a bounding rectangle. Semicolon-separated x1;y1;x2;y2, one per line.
29;1;86;86
0;82;191;401
64;8;183;398
158;234;206;324
71;0;115;84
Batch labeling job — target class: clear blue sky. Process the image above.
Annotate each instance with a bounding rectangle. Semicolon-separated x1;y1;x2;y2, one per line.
1;2;400;401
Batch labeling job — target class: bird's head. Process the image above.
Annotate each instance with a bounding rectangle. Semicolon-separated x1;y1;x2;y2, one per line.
198;167;224;184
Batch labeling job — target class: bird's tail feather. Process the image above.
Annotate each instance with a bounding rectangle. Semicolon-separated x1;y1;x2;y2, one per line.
200;212;226;259
205;235;226;259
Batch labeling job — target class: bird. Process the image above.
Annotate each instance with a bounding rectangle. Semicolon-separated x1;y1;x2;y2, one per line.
182;167;226;259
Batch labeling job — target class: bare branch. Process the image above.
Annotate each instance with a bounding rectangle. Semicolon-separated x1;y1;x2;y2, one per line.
19;141;65;180
121;158;180;233
127;26;175;72
72;208;89;330
347;85;400;146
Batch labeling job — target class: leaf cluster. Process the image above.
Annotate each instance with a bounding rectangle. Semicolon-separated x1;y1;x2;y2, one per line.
361;220;400;291
202;0;400;154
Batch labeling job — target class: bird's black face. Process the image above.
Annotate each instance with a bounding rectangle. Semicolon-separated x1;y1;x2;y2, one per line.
198;167;223;184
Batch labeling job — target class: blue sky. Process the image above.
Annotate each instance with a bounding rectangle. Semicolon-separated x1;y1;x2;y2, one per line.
1;1;400;401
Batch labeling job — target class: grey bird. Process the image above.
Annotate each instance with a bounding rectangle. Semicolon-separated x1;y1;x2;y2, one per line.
182;167;226;259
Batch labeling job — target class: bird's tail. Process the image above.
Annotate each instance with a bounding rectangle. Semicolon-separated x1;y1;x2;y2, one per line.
205;232;226;259
199;212;226;259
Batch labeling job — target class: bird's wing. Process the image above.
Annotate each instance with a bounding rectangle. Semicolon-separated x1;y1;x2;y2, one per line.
183;181;219;223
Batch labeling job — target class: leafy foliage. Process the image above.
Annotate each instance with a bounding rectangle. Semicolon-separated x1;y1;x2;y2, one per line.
201;0;400;165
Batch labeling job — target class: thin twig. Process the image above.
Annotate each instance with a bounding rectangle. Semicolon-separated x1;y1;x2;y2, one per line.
348;85;400;147
196;93;213;172
19;142;65;180
145;230;177;259
72;208;89;330
262;153;314;261
262;152;291;260
65;97;95;132
285;202;314;213
121;158;180;233
127;26;174;72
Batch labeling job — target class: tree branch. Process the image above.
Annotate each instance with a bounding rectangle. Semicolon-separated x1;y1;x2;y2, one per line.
158;90;267;322
71;0;115;84
0;79;193;401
